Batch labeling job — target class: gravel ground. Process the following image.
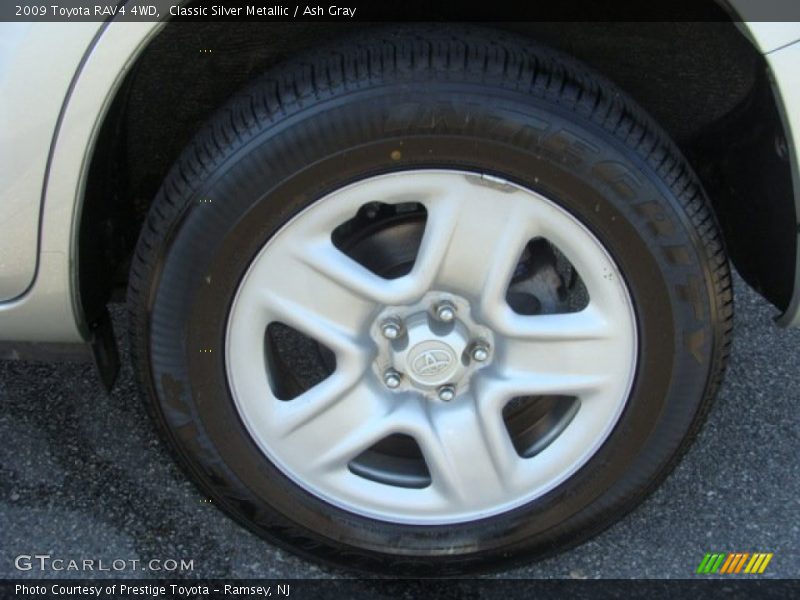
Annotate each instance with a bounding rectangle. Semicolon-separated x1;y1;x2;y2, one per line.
0;273;798;580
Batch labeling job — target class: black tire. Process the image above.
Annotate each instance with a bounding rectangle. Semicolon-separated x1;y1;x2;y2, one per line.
128;26;732;575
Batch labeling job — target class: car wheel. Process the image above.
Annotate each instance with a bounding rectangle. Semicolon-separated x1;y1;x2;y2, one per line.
128;27;732;575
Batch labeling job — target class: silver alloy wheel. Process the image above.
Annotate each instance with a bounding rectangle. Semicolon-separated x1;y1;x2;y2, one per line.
225;170;638;525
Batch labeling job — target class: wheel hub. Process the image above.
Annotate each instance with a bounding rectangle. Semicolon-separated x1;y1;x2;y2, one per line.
372;293;494;400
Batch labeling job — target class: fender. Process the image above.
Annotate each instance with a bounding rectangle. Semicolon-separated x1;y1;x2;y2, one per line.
0;22;100;303
0;20;163;342
764;40;800;327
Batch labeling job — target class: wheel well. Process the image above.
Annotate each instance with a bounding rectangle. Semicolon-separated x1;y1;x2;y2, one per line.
79;19;797;324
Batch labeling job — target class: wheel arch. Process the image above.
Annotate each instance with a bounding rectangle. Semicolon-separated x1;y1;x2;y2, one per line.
72;18;798;338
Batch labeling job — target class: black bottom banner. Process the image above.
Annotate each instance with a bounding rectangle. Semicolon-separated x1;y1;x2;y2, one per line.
4;579;800;600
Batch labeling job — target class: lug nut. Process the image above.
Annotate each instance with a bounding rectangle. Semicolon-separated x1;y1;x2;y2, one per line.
470;342;490;362
434;301;456;323
437;385;456;402
380;318;403;340
383;369;402;389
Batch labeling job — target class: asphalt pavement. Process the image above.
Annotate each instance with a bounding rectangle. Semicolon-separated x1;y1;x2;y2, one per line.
1;273;798;580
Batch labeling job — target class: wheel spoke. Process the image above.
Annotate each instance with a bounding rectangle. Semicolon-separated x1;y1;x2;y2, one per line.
491;305;629;398
273;378;397;476
413;398;518;506
242;237;380;363
416;178;534;312
292;237;433;305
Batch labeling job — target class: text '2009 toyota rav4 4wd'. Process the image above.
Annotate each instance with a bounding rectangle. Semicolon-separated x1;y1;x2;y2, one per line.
1;6;800;575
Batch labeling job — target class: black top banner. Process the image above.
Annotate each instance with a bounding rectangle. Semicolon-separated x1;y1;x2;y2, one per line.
4;0;800;22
